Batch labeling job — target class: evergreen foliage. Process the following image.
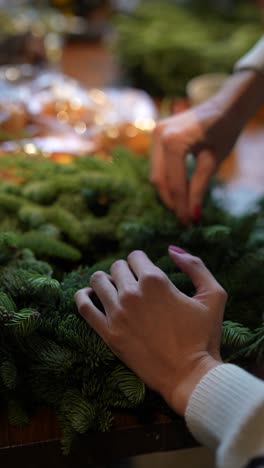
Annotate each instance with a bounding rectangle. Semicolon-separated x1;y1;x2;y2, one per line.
0;149;264;451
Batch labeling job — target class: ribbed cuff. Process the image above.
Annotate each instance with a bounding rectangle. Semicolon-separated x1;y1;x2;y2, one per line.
234;37;264;75
185;364;264;449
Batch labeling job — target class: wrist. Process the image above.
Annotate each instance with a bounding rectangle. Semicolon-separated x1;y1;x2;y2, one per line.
163;356;222;417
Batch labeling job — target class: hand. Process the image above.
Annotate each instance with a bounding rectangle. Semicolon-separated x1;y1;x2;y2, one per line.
151;70;264;225
75;247;227;416
151;104;232;225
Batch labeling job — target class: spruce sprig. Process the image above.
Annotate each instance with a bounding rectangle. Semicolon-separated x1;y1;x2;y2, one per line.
0;148;264;452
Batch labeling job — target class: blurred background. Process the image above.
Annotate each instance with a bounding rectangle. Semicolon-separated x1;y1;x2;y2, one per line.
0;0;263;155
1;0;263;86
0;0;263;162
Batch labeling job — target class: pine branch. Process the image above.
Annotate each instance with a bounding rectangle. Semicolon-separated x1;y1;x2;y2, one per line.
221;321;254;348
58;412;77;456
8;399;29;427
1;149;264;451
61;389;96;433
108;364;146;407
0;358;17;390
8;308;41;337
17;232;81;262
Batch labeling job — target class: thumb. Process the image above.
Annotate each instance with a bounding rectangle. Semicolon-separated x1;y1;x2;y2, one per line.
189;149;216;220
150;131;175;210
168;246;221;297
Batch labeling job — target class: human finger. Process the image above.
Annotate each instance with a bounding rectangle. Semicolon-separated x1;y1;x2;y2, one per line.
127;250;157;280
164;142;189;224
189;149;217;221
90;271;118;312
74;287;108;338
168;246;226;301
110;259;137;292
151;130;174;210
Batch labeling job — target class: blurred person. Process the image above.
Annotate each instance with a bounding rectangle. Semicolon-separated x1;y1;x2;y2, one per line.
151;37;264;225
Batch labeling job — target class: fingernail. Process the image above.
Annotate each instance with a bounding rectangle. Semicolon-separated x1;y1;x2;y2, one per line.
193;204;202;223
168;245;187;254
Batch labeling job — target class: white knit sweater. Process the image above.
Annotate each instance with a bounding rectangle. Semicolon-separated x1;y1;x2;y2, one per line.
185;364;264;468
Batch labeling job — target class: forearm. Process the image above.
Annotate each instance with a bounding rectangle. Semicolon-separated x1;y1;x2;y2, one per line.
185;364;264;468
212;36;264;130
212;69;264;129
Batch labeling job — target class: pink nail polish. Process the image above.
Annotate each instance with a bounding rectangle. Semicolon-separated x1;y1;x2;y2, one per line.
193;205;202;223
168;245;187;254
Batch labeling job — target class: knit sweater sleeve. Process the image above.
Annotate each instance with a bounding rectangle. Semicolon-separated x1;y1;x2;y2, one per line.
185;364;264;468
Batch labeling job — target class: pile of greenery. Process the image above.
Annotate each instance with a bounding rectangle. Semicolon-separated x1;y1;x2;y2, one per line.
114;1;263;96
1;149;264;452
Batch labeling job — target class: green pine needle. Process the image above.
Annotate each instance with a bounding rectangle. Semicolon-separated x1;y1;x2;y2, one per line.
61;389;96;433
0;148;264;451
1;359;17;390
8;400;29;427
222;321;254;348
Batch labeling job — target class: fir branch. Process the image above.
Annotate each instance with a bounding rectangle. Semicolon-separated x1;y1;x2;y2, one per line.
8;308;41;337
29;276;61;303
95;407;113;432
1;148;264;450
61;389;96;433
0;292;17;313
0;193;23;213
0;358;17;390
0;232;17;264
17;232;81;262
240;327;264;362
108;365;146;407
8;399;29;427
58;412;77;456
203;225;231;244
28;338;77;373
16;249;53;277
22;180;59;204
19;205;46;229
221;321;254;348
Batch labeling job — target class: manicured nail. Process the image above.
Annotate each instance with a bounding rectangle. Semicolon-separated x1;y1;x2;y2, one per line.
168;245;187;254
193;204;202;223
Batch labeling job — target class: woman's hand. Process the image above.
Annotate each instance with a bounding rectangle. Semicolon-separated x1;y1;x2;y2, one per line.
151;104;232;225
75;247;227;416
151;70;264;225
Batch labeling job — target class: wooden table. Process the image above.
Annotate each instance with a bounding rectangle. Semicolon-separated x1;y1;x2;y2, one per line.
0;407;197;466
1;40;264;466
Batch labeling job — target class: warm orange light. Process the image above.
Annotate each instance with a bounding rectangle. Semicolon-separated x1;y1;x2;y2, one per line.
50;153;74;164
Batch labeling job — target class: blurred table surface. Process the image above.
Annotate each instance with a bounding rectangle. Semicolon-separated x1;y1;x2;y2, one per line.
1;40;264;466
